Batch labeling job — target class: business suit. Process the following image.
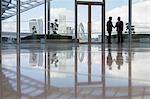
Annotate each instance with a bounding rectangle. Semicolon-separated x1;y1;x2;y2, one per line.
115;17;124;43
107;17;114;43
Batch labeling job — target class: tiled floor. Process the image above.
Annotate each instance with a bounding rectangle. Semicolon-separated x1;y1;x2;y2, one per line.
1;43;150;99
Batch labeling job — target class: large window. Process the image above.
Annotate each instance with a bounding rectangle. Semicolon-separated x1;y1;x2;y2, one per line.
132;0;150;33
51;0;74;37
106;0;128;43
1;0;150;44
2;18;17;44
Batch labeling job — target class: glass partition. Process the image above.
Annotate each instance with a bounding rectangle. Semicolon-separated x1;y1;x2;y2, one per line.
106;0;128;43
20;0;45;44
51;0;75;39
132;0;150;43
2;0;17;44
2;0;150;44
2;18;17;44
91;6;102;43
76;1;103;43
77;5;88;43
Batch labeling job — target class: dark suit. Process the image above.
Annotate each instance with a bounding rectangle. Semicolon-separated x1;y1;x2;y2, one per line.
107;20;114;43
115;21;124;43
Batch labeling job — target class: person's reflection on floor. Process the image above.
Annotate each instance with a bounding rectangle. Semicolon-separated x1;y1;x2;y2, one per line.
107;44;113;70
51;53;59;67
30;49;38;67
115;44;123;70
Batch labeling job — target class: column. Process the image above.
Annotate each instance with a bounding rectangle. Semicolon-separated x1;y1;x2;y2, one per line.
88;4;91;44
75;0;78;43
45;0;47;42
16;0;20;44
17;0;20;44
129;0;132;43
102;0;105;43
48;0;51;36
0;0;2;43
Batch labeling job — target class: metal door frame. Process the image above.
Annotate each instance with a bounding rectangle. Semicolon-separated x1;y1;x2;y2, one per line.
75;0;105;44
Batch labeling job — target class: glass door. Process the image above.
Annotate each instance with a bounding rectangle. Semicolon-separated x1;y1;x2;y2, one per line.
77;5;88;43
91;6;102;43
75;0;104;44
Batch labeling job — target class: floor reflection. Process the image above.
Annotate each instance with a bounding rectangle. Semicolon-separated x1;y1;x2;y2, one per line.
106;44;124;70
1;44;150;99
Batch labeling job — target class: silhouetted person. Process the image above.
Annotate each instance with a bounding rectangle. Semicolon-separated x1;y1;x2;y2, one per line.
51;19;59;34
107;17;114;44
54;19;58;34
107;44;113;70
115;44;123;70
51;23;55;34
115;17;124;43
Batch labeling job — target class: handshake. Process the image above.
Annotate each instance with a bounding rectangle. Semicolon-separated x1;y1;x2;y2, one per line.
107;17;124;43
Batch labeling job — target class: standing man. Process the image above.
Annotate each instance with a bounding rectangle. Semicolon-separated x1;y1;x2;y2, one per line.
115;17;124;43
107;17;114;44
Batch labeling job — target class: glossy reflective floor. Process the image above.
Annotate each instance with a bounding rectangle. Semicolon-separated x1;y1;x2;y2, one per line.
1;43;150;99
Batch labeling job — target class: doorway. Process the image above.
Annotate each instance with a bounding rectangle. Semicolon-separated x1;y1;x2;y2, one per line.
75;0;105;44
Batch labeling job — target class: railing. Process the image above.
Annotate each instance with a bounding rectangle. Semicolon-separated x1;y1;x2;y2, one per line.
2;20;150;43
